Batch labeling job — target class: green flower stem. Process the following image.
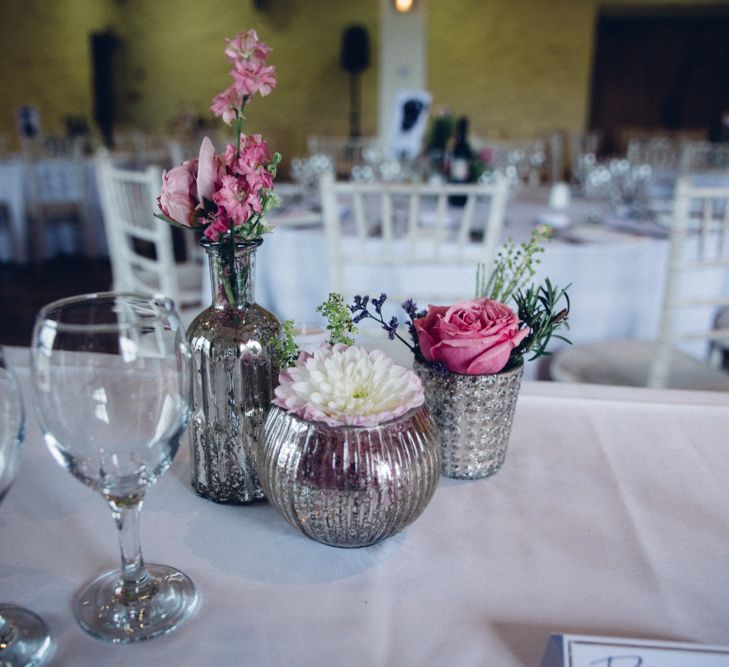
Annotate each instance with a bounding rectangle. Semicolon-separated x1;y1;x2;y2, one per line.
217;255;237;307
235;96;250;161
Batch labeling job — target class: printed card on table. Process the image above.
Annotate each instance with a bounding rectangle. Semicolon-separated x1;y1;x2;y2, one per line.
540;634;729;667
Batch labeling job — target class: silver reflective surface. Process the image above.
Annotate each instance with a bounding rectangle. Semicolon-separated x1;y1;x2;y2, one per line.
188;242;280;504
415;361;523;479
259;405;441;547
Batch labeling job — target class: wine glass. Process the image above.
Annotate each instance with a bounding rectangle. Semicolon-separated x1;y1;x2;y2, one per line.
30;292;197;643
0;345;53;665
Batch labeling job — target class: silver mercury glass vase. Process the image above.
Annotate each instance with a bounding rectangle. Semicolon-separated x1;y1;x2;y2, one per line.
414;360;523;479
258;405;441;548
187;238;280;503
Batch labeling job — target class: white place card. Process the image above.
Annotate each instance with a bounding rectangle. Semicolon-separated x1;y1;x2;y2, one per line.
541;634;729;667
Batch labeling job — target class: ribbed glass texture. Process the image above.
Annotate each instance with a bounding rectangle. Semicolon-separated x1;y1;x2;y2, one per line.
187;240;280;503
415;361;523;479
259;405;442;548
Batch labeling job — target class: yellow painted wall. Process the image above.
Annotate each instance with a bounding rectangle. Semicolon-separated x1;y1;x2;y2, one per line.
1;0;728;157
428;0;597;140
0;0;118;147
115;0;379;160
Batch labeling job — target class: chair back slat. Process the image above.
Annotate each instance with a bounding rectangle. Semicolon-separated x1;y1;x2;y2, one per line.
381;190;393;249
651;176;729;386
320;175;510;305
96;158;183;305
456;194;477;253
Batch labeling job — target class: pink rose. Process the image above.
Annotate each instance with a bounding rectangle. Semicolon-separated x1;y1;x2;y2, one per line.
157;160;199;227
414;298;529;375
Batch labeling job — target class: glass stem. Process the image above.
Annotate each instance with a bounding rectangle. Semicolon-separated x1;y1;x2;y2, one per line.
109;497;157;601
0;612;15;648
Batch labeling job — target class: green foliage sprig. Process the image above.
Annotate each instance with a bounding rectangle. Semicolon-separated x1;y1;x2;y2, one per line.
271;319;299;369
477;228;571;365
508;279;571;369
477;228;547;304
316;293;358;345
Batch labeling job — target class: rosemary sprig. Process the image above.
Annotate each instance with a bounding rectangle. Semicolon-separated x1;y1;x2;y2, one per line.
508;278;571;368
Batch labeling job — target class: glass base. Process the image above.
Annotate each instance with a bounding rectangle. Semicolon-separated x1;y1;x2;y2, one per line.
75;563;198;643
0;604;53;666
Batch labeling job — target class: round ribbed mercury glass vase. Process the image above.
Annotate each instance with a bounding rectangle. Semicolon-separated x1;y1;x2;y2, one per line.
258;405;441;547
187;238;280;503
414;360;523;479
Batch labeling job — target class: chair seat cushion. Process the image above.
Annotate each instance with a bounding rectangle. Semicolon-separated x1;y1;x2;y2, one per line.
550;340;729;391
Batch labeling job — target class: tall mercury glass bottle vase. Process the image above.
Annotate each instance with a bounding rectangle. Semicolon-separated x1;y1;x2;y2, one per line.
187;238;280;503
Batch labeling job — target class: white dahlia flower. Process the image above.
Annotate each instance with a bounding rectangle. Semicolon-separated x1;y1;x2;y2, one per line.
272;344;424;427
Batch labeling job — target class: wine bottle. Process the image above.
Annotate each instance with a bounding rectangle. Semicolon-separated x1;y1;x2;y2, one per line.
448;116;472;206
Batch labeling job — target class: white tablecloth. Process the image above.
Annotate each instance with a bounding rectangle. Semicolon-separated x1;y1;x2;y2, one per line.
0;157;106;262
3;345;729;666
0;159;26;262
246;189;677;380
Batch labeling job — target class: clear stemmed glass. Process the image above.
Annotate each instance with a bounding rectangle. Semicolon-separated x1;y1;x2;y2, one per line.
30;292;197;643
0;346;53;665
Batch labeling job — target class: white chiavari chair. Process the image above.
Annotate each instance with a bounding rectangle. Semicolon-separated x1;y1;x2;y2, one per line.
24;137;97;262
95;158;203;325
320;172;510;307
551;177;729;390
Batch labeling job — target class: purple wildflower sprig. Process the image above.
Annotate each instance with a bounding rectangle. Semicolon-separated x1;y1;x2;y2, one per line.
349;293;427;362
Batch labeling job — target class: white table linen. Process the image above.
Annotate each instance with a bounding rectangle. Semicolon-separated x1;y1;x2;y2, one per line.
246;189;675;380
0;158;27;262
0;156;107;262
2;345;729;666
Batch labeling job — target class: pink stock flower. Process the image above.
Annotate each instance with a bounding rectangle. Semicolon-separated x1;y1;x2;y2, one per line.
157;160;199;227
224;29;271;64
158;29;279;246
240;133;271;164
214;174;257;224
231;61;277;97
211;30;276;122
203;216;231;241
236;134;274;190
414;298;529;375
210;85;242;125
273;344;425;427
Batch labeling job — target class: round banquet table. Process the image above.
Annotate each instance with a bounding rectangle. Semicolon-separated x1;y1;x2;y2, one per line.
249;188;689;379
2;346;729;665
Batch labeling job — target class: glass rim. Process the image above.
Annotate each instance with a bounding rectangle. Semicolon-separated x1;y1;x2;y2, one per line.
35;291;181;330
199;237;263;249
413;357;524;378
269;402;428;432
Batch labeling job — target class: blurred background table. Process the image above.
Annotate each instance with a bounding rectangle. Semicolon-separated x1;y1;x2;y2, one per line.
253;185;673;378
3;345;729;666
